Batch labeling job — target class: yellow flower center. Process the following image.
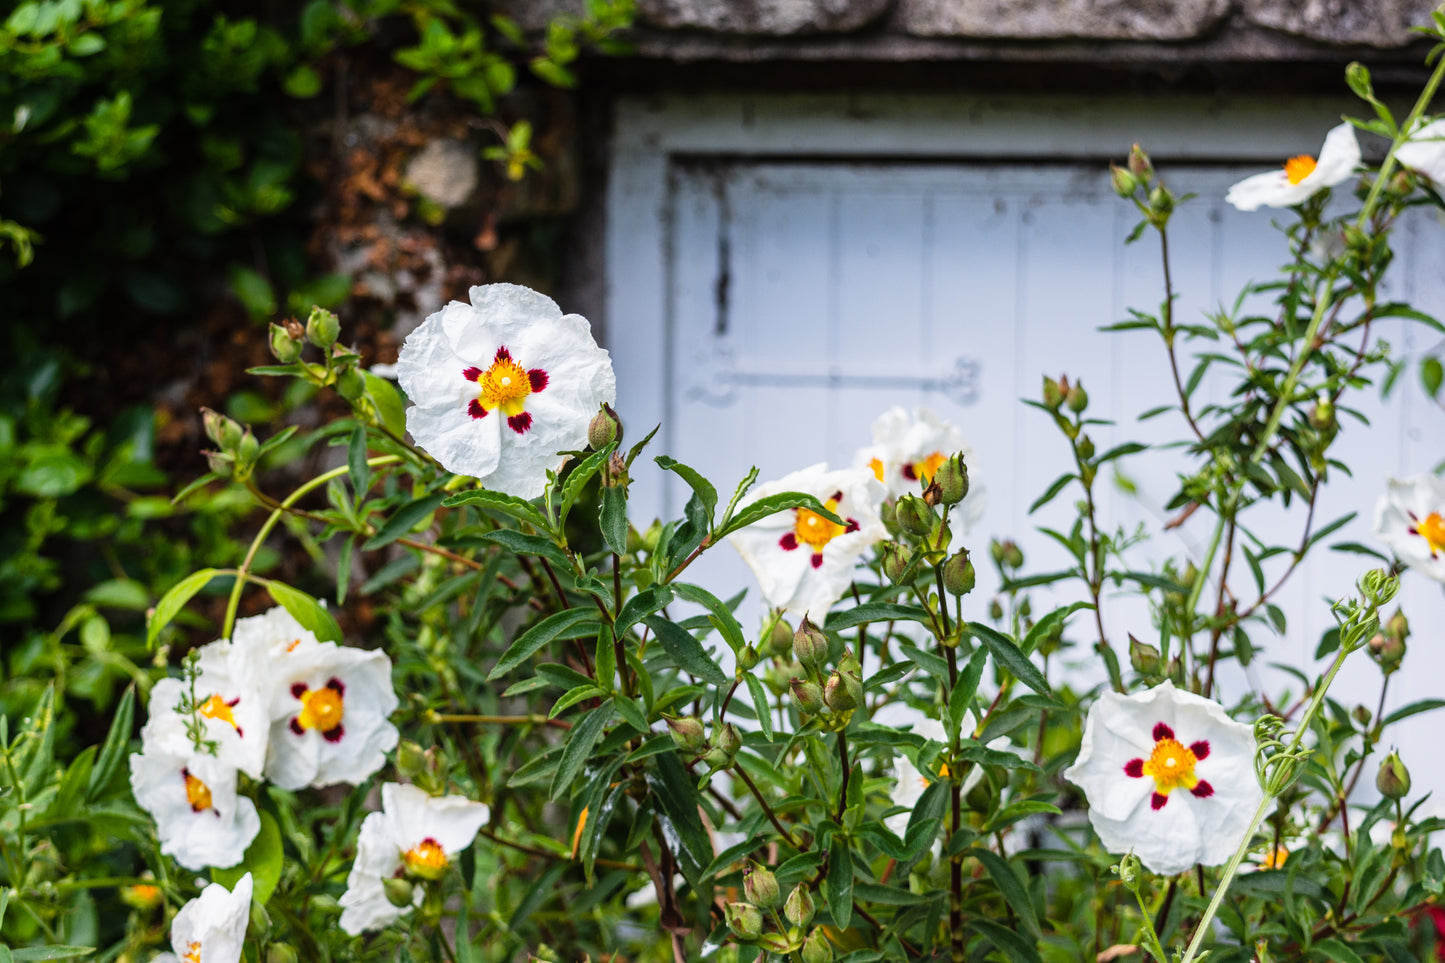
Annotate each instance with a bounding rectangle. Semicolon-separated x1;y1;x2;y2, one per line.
914;451;947;484
1141;737;1200;795
183;941;202;963
297;686;344;733
403;838;449;880
1416;512;1445;555
199;694;240;733
183;771;213;812
1260;845;1289;870
795;498;846;551
1284;154;1317;185
478;355;532;416
868;457;884;482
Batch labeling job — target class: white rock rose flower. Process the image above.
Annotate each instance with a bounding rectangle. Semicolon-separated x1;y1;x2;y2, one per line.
856;406;985;534
230;605;323;662
1372;474;1445;583
262;637;399;790
884;712;1009;839
1396;117;1445;186
151;873;253;963
129;732;260;871
1225;122;1361;211
339;783;490;935
395;283;617;498
727;463;886;618
146;640;269;779
1064;680;1262;876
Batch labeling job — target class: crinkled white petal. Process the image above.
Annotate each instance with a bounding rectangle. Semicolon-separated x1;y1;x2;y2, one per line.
129;743;260;871
230;606;321;664
1372;474;1445;582
263;643;399;790
1226;122;1360;211
726;463;886;618
169;874;252;963
381;783;490;854
394;283;617;498
1063;680;1263;876
339;812;413;935
858;406;986;535
1397;117;1445;185
146;656;268;780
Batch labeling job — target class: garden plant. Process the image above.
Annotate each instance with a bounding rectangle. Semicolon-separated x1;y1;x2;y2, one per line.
7;13;1445;963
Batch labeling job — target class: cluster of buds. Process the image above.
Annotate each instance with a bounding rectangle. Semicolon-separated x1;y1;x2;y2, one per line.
395;738;449;796
786;619;862;729
267;306;375;414
1110;143;1175;229
1041;374;1088;415
666;716;741;773
724;875;831;960
1367;607;1409;674
200;406;260;482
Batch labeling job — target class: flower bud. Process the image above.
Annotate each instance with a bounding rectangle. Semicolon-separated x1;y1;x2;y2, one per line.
878;541;909;583
769;618;794;657
725;901;763;940
895;494;937;538
666;716;707;753
1352;704;1372;726
641;519;663;552
701;746;732;769
1129;635;1161;676
784;884;815;928
801;928;833;963
933;453;970;506
1377;751;1411;799
336;365;366;402
713;722;742;757
268;322;304;363
1001;540;1024;569
1345;61;1374;100
588;403;622;449
988;599;1004;621
201;407;244;451
941;550;976;596
383;876;416;908
1368;630;1405;674
306;306;340;348
739;644;761;671
1042;376;1064;410
823;670;858;712
1065;382;1089;414
744;862;781;909
120;881;163;911
1148;185;1173;216
1127;143;1153;182
790;678;824;714
395;739;428;780
879;498;899;535
793;617;828;669
203;450;235;478
1386;607;1409;642
266;944;299;963
1116;853;1143;891
1309;397;1335;431
1077;434;1095;461
1110;164;1137;198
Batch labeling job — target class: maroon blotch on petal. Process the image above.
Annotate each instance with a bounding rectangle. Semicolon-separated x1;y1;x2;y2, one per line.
326;678;345;696
468;399;488;420
845;518;860;533
1150;792;1169;810
528;368;548;392
1123;759;1144;778
290;682;307;698
463;367;483;382
494;346;513;362
507;413;532;434
901;464;918;481
1152;722;1174;742
810;553;824;569
323;724;345;743
1190;780;1214;798
1189;740;1210;760
779;533;799;551
289;718;304;736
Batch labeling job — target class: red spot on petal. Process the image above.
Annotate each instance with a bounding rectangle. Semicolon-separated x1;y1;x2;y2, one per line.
289;718;304;736
323;724;345;743
1189;740;1210;760
845;518;860;533
528;368;548;392
1191;781;1214;798
227;697;240;707
290;682;308;698
327;678;345;695
235;727;244;737
901;464;917;481
1124;759;1144;778
468;399;488;420
494;346;512;362
830;491;843;502
507;412;532;434
1152;722;1174;742
463;367;483;382
779;533;798;551
1151;793;1169;810
811;553;824;569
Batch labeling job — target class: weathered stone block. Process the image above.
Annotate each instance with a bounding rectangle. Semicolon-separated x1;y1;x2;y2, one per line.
894;0;1231;40
1242;0;1438;48
638;0;894;34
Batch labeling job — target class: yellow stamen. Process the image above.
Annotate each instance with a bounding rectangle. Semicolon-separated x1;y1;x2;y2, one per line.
286;637;302;652
1415;512;1445;555
1260;845;1288;870
183;772;212;812
1284;155;1317;185
183;941;202;963
795;498;846;551
297;686;344;733
199;694;240;732
478;355;532;416
868;457;884;482
914;451;948;484
1141;738;1199;796
403;838;449;880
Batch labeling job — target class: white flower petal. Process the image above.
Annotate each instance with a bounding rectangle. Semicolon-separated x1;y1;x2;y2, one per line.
857;407;985;535
382;783;490;853
1397;117;1445;184
1372;474;1445;582
169;874;252;963
130;745;260;871
1226;122;1360;211
146;654;269;780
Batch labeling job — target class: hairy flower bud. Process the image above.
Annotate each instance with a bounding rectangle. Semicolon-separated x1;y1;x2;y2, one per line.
726;901;763;940
1127;143;1153;182
203;450;235;478
269;322;304;363
1377;751;1411;799
266;944;299;963
666;716;707;753
1110;164;1137;198
1042;376;1064;410
801;928;833;963
823;670;859;713
1001;540;1024;570
739;644;761;671
588;403;621;449
395;739;429;780
1368;630;1405;674
383;876;416;908
784;884;815;928
878;541;909;584
1077;434;1095;461
1065;382;1089;414
1148;185;1174;217
1345;61;1374;100
305;307;340;348
895;494;937;538
744;862;781;909
793;617;828;669
1308;397;1336;431
336;366;366;402
879;498;899;535
1129;634;1161;676
201;407;244;451
941;550;976;596
790;678;825;714
988;599;1004;621
933;453;970;506
713;722;742;757
769;618;795;657
1116;853;1144;891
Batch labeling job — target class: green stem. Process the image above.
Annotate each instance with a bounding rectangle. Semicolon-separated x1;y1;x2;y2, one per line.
1176;493;1230;670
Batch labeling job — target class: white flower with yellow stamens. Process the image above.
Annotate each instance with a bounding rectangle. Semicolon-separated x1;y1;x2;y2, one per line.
727;463;886;618
1372;474;1445;583
1225;122;1361;211
231;605;322;662
262;638;399;790
1397;117;1445;186
128;733;260;871
1064;680;1262;876
882;709;1014;839
394;283;616;498
151;873;252;963
856;406;985;534
339;783;490;935
146;640;269;779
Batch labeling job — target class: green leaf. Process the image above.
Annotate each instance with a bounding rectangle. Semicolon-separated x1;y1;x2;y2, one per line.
647;752;713;884
642;616;729;685
362;492;447;550
443;487;551;532
147;568;221;648
363;371;406;438
9;948;95;961
827;835;853;929
718;491;843;538
720;466;760;528
480;529;572;569
968;622;1053;698
228;264;275;319
87;685;135;801
1029;473;1075;513
212;810;283;903
1423;356;1444;399
599;485;628;555
347;426;370;498
970;918;1043;963
559;443;616;526
947;647;987;740
745;674;774;742
615;584;675;637
491;609;601;680
1020;601;1091;656
655;455;717;530
826;602;928;631
1382;698;1445;727
550;700;612;800
668;583;744;652
903;780;947;861
970;847;1040;938
262;581;343;642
